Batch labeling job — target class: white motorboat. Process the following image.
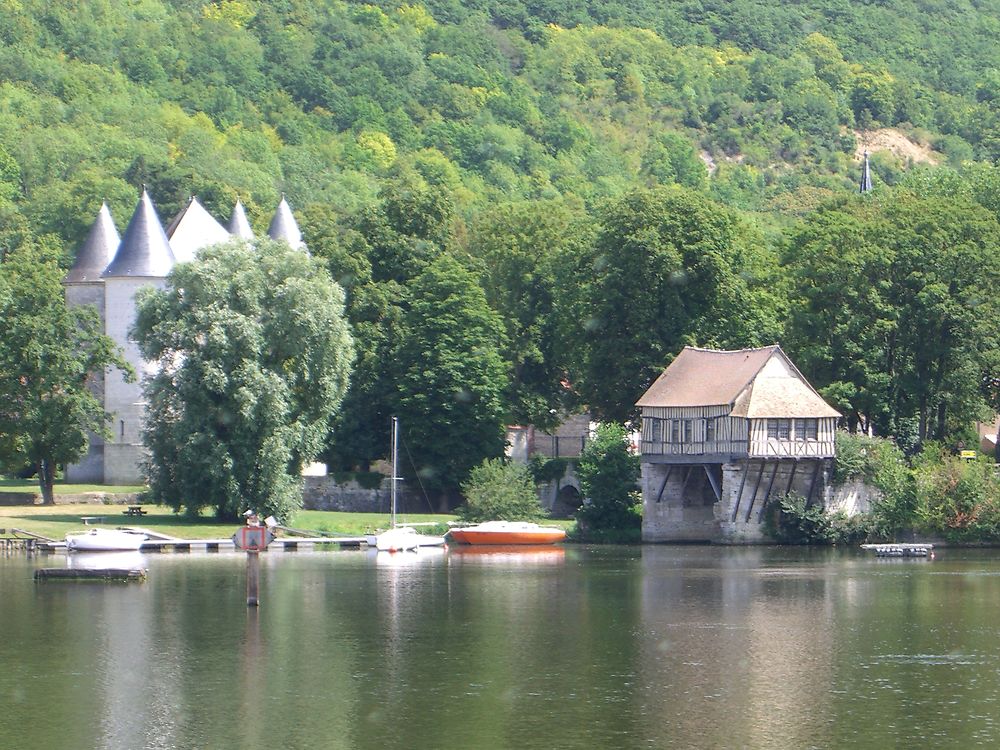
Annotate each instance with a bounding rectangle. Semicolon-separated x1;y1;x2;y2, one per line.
65;528;146;552
67;551;146;570
373;417;446;552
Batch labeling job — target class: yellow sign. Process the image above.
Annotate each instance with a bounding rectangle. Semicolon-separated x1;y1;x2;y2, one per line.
960;450;977;460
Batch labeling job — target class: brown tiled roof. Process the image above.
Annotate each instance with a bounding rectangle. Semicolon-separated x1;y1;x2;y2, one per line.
636;345;841;418
636;346;779;407
737;376;841;418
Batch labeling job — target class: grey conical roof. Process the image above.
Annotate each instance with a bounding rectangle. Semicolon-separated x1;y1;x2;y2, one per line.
65;202;119;283
859;151;873;193
228;199;255;240
103;189;175;278
166;196;230;263
267;196;305;250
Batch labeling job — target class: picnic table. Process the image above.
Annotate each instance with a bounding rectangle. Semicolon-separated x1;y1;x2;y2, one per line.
122;505;147;518
80;516;105;525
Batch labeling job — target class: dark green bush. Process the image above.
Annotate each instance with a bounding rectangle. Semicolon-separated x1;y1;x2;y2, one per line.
575;424;642;536
528;454;568;484
458;458;545;522
913;447;1000;541
765;493;873;545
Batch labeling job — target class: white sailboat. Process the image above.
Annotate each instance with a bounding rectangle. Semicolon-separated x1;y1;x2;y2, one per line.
374;417;446;552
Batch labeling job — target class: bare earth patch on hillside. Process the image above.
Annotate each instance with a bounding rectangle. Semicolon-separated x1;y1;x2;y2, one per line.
855;129;940;165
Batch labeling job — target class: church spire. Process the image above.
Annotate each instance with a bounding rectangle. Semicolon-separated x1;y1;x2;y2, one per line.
859;150;873;193
267;195;305;251
65;202;119;283
103;188;175;278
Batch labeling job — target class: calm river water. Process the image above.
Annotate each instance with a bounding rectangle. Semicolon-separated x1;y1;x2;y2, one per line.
2;545;1000;749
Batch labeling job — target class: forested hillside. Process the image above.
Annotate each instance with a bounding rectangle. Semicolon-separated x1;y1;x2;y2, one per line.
1;0;999;494
3;0;1000;249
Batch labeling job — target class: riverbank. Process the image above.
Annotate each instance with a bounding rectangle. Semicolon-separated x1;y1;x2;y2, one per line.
0;503;468;541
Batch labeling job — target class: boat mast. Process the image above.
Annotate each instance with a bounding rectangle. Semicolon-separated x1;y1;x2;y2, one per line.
391;416;399;529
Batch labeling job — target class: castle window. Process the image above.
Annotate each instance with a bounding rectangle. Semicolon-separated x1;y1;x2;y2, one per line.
120;419;125;439
650;418;662;442
705;418;716;444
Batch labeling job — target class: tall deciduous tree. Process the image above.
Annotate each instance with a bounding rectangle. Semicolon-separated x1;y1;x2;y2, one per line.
564;187;782;424
395;254;507;505
0;243;130;504
786;192;1000;443
467;199;590;429
134;239;354;521
318;175;454;472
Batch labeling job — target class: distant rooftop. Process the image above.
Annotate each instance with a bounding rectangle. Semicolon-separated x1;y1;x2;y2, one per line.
65;202;119;283
103;189;175;278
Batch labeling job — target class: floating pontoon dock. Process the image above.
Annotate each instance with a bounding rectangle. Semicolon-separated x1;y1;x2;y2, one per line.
861;543;934;558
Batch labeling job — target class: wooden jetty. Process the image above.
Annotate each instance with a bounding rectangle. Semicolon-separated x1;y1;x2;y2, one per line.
35;567;147;582
1;528;55;553
861;543;934;558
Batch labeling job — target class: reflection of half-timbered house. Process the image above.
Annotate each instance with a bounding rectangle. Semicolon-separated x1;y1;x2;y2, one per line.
637;346;840;543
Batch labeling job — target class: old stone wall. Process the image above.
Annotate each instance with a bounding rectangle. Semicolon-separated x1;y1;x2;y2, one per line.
0;492;142;506
303;476;427;514
641;463;720;542
714;460;833;543
827;478;877;516
642;458;834;544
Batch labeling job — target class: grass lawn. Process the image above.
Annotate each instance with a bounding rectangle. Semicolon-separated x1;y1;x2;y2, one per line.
0;503;464;542
0;479;146;494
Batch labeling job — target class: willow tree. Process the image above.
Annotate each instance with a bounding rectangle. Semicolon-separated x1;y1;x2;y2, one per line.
134;239;354;521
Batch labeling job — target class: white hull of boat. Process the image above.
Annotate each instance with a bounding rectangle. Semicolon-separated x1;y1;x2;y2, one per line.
65;528;146;552
374;526;446;552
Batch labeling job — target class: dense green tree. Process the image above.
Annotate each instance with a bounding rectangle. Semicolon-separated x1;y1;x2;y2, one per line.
786;192;1000;443
134;240;354;521
394;254;507;505
467;199;589;429
564;187;781;423
0;243;130;503
575;423;641;534
320;176;454;471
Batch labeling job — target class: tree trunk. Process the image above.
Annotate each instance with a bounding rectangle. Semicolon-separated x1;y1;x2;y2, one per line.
995;424;999;463
918;396;928;441
936;402;947;443
37;459;56;505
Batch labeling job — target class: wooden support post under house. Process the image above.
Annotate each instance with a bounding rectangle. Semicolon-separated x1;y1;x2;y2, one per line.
757;462;781;523
732;459;750;522
745;460;767;523
704;465;721;502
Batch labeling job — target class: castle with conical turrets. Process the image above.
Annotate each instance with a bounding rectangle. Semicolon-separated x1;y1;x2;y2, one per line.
63;190;306;484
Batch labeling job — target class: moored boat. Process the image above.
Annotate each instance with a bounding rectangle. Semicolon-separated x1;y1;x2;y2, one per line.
447;521;566;546
65;528;146;552
372;417;447;552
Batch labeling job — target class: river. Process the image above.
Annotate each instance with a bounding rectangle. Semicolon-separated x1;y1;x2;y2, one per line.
2;545;999;749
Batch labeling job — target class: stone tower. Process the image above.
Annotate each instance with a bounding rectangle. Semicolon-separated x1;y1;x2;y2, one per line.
63;192;306;484
63;203;120;483
101;188;176;484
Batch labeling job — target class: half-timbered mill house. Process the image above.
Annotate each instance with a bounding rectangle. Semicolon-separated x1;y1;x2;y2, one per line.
636;346;841;543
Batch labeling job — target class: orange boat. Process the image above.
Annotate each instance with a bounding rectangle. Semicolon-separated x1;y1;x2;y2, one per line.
447;521;566;545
